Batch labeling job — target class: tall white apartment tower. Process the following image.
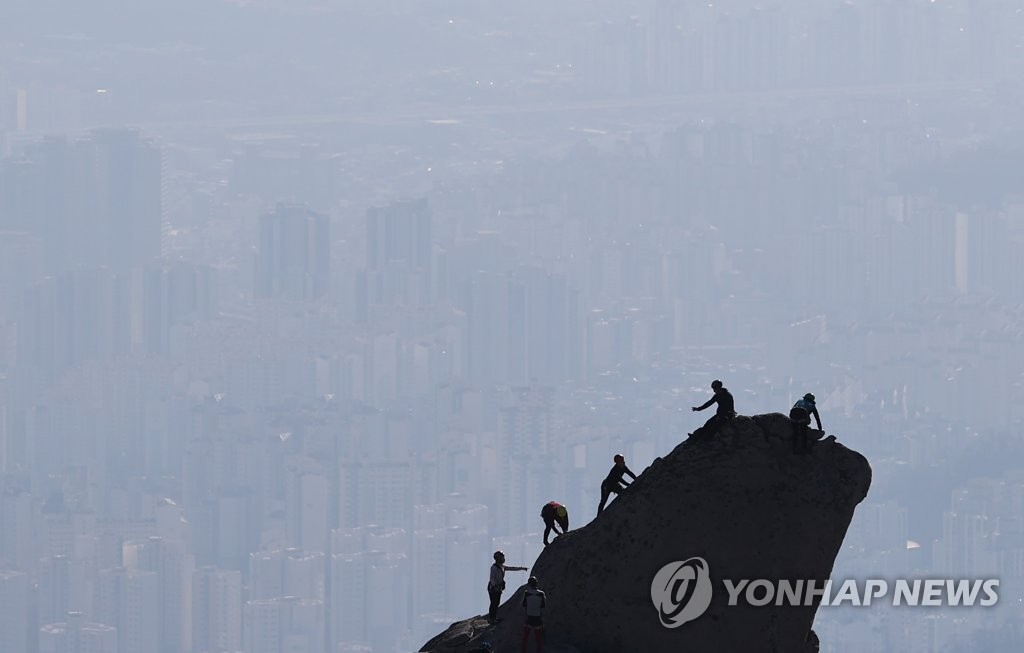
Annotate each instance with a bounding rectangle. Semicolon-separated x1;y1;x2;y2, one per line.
123;537;192;653
191;567;242;653
0;570;30;653
95;567;159;653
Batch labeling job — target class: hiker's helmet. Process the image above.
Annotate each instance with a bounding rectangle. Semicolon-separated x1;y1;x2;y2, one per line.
613;453;625;464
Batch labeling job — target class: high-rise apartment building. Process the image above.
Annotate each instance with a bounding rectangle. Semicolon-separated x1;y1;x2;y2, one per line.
495;388;558;536
0;486;33;571
95;567;159;653
285;462;330;555
122;537;192;653
254;205;329;301
364;551;409;652
243;596;324;653
191;567;242;653
328;549;408;652
39;555;96;625
18;268;131;389
39;612;117;653
249;547;325;602
0;130;163;276
407;498;489;636
360;197;433;311
329;551;368;648
142;260;218;355
366;198;431;272
338;459;417;530
0;569;30;653
0;231;42;323
90;129;165;273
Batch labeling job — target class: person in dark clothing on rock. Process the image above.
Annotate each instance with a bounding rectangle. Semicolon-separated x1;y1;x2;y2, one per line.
540;501;569;546
790;393;822;454
689;379;736;441
597;454;637;515
521;576;546;653
488;550;528;624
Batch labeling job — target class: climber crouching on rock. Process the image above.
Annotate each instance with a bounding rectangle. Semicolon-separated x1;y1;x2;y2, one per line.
597;454;637;515
488;550;528;624
689;379;736;442
540;501;569;546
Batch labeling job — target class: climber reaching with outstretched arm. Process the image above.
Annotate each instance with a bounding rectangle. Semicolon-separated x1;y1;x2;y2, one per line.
487;550;528;624
689;379;736;442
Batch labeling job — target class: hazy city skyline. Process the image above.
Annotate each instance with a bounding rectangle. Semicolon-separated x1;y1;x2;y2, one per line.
2;1;1023;652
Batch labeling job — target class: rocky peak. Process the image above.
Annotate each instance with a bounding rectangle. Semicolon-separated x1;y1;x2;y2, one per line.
421;413;872;653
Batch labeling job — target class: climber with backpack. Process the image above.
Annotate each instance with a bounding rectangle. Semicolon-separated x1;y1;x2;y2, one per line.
521;576;547;653
789;392;822;454
540;501;570;546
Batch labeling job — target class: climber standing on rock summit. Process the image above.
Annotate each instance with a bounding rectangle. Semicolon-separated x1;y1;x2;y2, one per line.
487;550;528;624
597;454;637;515
790;392;823;454
690;379;736;442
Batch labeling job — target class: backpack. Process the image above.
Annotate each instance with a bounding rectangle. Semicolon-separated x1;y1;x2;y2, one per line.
794;398;815;413
523;588;546;616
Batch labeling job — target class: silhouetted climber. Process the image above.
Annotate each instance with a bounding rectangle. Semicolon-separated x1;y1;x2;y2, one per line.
488;550;528;624
597;454;637;514
689;379;736;441
521;576;546;653
790;393;822;454
540;501;569;546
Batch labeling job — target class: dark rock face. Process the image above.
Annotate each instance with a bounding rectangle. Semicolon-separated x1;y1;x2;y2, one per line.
421;414;872;653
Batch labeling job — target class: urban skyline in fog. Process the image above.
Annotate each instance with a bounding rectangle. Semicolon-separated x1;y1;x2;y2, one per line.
2;1;1024;652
